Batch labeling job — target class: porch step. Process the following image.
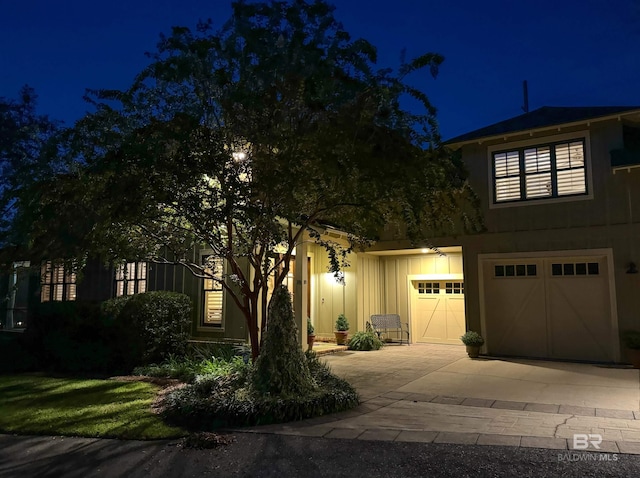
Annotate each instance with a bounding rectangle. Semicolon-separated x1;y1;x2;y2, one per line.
312;343;348;355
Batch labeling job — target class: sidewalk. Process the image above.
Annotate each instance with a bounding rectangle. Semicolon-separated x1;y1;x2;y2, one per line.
243;344;640;454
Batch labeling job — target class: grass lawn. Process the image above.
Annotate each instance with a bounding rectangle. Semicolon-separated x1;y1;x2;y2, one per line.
0;374;187;440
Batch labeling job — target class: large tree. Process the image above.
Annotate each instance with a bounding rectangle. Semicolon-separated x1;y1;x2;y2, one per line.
13;0;479;360
0;86;60;258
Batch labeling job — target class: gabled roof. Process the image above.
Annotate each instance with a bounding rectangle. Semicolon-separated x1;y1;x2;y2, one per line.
445;106;640;147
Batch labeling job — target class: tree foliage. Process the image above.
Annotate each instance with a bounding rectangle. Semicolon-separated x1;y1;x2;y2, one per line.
10;0;480;360
0;86;60;257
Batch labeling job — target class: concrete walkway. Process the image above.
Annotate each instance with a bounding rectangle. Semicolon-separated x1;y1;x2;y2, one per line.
245;344;640;455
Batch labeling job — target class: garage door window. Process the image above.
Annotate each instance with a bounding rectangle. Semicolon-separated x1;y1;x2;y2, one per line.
417;281;464;294
417;282;440;294
445;282;464;294
551;262;599;276
494;264;537;277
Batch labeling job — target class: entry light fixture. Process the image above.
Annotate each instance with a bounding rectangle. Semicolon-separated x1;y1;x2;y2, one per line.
232;151;247;162
627;262;638;274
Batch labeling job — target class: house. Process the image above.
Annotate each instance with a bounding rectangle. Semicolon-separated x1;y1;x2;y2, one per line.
4;105;640;364
433;106;640;363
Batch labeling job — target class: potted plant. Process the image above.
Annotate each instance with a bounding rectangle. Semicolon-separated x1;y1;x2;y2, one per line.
347;322;385;351
460;330;484;358
334;314;350;345
621;330;640;368
307;317;316;351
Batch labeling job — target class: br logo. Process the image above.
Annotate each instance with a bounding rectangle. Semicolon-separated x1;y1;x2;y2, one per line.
573;433;602;450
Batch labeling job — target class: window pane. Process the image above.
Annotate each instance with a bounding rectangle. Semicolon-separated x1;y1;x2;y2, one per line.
41;284;51;302
506;265;515;276
564;263;575;275
494;151;519;178
588;262;599;275
66;284;76;301
557;168;586;196
524;146;551;173
556;142;584;169
525;172;552;198
116;265;124;281
496;177;521;201
137;262;147;279
527;264;537;276
552;263;562;276
53;284;64;301
117;281;124;296
127;280;135;295
576;263;587;275
54;266;65;284
569;142;585;167
138;280;146;293
41;262;52;280
204;290;223;325
495;265;505;277
516;265;526;276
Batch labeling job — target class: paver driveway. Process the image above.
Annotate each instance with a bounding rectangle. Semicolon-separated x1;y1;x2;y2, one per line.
247;344;640;454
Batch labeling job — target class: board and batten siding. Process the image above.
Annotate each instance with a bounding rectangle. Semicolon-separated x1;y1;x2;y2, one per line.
379;252;464;327
356;253;382;332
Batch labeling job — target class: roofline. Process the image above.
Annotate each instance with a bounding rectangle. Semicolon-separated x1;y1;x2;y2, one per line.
445;108;640;150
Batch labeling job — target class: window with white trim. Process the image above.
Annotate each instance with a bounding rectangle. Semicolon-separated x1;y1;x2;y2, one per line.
493;139;587;203
203;256;224;327
115;262;147;296
40;261;76;302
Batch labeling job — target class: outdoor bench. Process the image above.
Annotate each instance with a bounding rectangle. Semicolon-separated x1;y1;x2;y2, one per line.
370;314;410;345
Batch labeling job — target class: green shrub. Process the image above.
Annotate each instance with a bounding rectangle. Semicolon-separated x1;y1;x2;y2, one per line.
100;295;134;322
0;332;38;374
348;324;384;351
335;313;349;331
103;291;192;369
161;351;358;430
23;301;117;374
134;355;248;384
186;341;240;361
460;330;484;346
251;286;316;397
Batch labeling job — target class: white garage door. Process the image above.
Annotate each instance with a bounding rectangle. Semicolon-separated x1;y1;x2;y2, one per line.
411;280;466;344
481;255;614;362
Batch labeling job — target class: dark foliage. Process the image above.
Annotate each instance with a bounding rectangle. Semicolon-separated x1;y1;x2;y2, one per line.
0;332;38;374
251;286;315;396
23;301;118;374
161;350;358;430
102;291;192;369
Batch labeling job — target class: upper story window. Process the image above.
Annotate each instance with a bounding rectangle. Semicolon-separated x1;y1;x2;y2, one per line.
493;138;587;204
115;262;147;296
41;261;76;302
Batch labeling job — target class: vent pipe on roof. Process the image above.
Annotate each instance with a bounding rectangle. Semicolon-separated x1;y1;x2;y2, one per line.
522;80;529;113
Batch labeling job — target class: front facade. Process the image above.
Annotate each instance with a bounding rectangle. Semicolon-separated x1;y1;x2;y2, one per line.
437;106;640;363
4;106;640;364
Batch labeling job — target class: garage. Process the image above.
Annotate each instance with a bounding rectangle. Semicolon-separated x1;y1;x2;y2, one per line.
480;252;617;362
409;277;466;344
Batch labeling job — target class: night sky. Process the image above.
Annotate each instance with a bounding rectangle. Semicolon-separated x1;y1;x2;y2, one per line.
1;0;639;140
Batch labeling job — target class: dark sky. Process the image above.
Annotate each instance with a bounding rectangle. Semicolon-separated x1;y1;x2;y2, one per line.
1;0;639;140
